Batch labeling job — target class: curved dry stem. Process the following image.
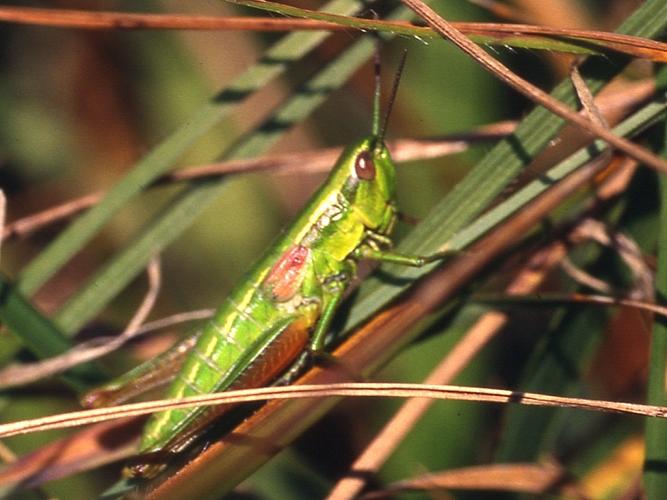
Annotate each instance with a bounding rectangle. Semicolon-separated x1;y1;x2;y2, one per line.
0;258;161;388
2;4;667;62
1;382;665;439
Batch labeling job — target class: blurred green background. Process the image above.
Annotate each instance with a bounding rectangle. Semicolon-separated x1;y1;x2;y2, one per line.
0;0;659;498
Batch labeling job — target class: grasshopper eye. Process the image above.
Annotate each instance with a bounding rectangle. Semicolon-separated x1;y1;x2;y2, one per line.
355;150;376;180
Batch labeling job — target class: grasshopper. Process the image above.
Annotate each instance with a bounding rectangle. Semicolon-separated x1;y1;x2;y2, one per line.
83;52;448;478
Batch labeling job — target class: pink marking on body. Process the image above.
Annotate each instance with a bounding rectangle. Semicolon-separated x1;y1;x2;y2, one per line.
263;244;310;301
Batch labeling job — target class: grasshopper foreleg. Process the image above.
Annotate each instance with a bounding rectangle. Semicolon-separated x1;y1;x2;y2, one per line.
301;268;366;382
353;245;457;268
308;271;351;354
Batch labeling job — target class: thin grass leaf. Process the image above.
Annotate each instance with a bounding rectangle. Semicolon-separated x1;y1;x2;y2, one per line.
0;274;103;390
371;462;577;497
1;123;516;242
644;118;667;497
229;0;667;61
52;32;390;336
16;0;364;298
7;0;365;365
342;0;667;332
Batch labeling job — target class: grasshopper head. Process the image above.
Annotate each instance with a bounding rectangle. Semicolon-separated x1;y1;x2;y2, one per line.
336;50;405;232
339;136;396;231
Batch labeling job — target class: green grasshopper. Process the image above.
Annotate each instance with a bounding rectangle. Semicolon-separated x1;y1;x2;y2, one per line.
83;52;448;478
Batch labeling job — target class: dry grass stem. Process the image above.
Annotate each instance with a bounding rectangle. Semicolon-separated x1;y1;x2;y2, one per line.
131;309;215;337
1;382;666;439
367;461;584;498
501;293;667;318
400;0;667;173
563;218;653;299
327;241;569;499
0;441;16;464
0;126;514;242
0;7;346;31
1;192;101;242
571;65;609;129
2;4;667;63
559;257;615;294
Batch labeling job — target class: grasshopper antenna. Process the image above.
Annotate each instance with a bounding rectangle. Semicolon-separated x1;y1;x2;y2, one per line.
378;49;407;146
371;44;382;138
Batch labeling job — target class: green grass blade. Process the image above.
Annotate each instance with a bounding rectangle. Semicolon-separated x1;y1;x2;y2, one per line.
342;0;667;331
230;0;662;58
16;0;365;298
53;33;388;335
451;100;667;248
495;296;614;461
0;274;103;390
7;0;365;370
644;128;667;498
335;91;665;361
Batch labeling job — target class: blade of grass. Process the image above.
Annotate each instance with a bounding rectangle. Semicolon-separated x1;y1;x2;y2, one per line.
494;295;615;461
52;31;394;336
230;0;667;61
16;0;364;298
342;0;667;332
452;100;666;248
0;274;103;390
7;0;365;364
644;121;667;497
